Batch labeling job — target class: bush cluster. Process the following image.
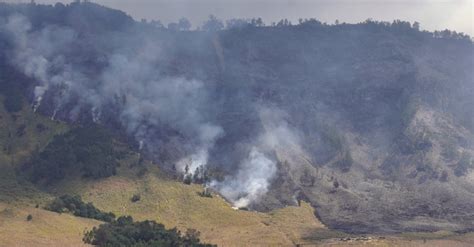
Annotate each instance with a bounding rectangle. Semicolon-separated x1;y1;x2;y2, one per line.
83;216;215;247
47;195;116;222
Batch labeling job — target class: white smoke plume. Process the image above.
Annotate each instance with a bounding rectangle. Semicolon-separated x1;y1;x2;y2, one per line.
211;147;276;208
4;15;77;113
211;107;301;208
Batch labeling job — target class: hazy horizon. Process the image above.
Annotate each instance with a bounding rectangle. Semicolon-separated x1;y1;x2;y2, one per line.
3;0;473;36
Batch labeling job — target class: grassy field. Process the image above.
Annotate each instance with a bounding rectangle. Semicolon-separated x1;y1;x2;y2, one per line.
0;203;99;247
54;164;329;246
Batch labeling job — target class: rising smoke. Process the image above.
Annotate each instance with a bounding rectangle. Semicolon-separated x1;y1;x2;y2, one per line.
1;13;286;208
210;107;302;208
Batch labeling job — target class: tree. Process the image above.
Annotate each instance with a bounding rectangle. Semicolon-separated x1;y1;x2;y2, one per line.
178;18;191;31
185;164;189;174
276;19;291;27
412;21;420;31
202;15;223;32
250;18;264;27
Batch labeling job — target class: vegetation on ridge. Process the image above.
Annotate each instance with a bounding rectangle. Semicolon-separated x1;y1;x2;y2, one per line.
20;126;121;185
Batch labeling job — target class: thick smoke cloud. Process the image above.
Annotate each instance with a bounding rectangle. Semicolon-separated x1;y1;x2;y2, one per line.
211;147;276;208
2;14;283;207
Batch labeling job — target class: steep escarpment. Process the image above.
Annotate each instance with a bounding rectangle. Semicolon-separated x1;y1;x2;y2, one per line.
0;2;472;234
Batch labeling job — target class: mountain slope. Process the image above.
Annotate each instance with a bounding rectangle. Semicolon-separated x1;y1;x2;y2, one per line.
0;1;473;238
0;97;330;246
0;91;472;246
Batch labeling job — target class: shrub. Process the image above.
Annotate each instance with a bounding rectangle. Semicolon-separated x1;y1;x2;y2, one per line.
26;214;33;221
131;194;141;203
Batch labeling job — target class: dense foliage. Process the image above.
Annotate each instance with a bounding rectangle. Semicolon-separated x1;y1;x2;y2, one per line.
21;126;119;184
83;216;215;247
47;195;116;222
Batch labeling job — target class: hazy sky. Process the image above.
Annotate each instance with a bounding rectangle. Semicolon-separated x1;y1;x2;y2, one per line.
4;0;473;35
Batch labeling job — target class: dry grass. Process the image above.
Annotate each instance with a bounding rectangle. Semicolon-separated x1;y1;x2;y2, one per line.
54;165;327;246
0;203;99;247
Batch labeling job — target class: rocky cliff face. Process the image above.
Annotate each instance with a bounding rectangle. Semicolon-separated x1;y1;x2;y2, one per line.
0;2;472;233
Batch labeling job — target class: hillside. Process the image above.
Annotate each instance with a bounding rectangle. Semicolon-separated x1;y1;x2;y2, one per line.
0;97;330;246
0;203;99;247
0;1;473;245
0;95;473;246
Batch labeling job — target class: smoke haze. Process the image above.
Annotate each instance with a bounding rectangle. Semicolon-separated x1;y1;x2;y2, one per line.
1;12;279;207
